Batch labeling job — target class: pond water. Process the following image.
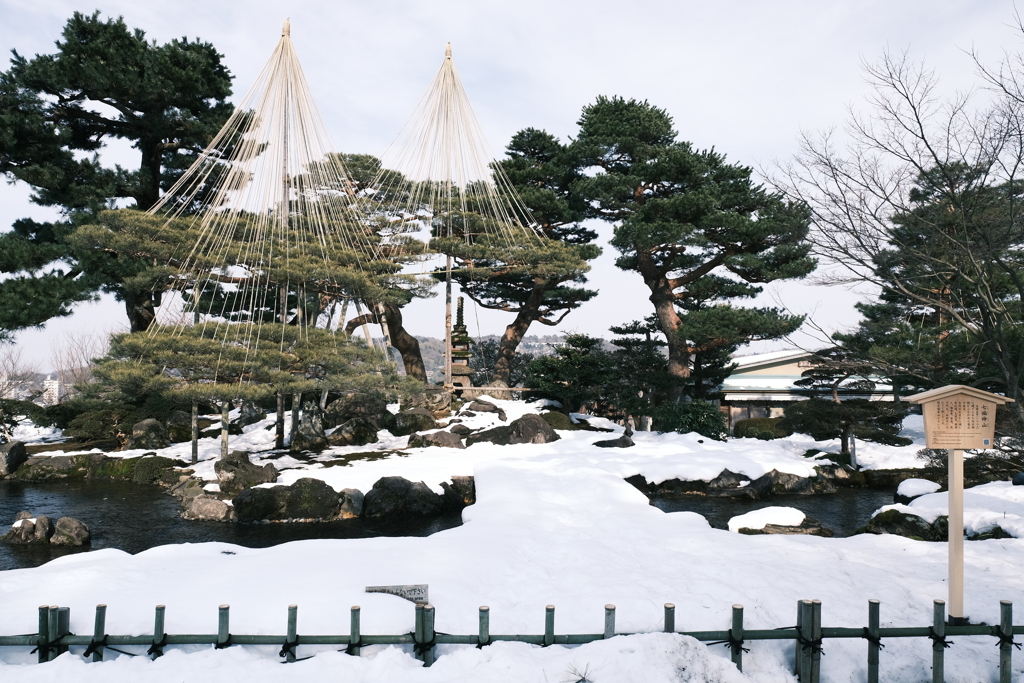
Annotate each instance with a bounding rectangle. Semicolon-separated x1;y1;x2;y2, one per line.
0;480;463;572
650;487;898;537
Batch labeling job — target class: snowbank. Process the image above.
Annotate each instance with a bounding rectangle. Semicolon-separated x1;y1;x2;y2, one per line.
897;478;941;499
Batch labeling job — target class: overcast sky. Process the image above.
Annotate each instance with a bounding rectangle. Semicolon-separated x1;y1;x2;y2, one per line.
0;0;1018;369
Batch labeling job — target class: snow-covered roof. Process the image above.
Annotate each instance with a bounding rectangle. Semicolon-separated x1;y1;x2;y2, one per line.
730;348;815;369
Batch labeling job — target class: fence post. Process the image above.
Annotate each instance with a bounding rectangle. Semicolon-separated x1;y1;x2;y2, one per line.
56;607;70;656
478;606;490;647
151;605;165;659
414;604;424;662
867;600;880;683
664;603;675;633
47;606;59;662
999;600;1012;683
731;604;744;672
348;606;360;658
91;604;106;663
544;605;555;647
604;605;615;639
36;605;49;664
932;600;945;683
217;605;230;650
796;600;813;682
422;604;435;667
285;604;298;662
810;600;822;683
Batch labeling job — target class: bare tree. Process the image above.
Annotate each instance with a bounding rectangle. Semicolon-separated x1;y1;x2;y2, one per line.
773;46;1024;423
0;345;41;400
50;330;111;399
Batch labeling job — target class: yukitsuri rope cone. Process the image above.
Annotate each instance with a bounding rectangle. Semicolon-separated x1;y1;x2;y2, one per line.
360;43;542;386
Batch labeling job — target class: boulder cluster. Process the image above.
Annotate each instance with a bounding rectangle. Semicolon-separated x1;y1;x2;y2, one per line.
0;512;91;546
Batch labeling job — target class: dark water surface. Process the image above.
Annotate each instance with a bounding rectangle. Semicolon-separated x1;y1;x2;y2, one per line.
651;487;898;537
0;480;463;571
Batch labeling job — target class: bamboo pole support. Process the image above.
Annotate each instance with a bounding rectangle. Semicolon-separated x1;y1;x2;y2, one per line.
286;605;297;663
220;401;230;460
478;606;489;647
664;603;675;633
348;606;360;657
948;449;965;624
91;604;106;662
55;607;70;656
423;605;436;667
217;605;230;650
152;605;165;659
604;605;615;639
543;605;555;647
796;600;813;681
932;600;945;683
867;600;880;683
47;606;59;662
731;604;744;672
36;605;48;664
1000;601;1012;683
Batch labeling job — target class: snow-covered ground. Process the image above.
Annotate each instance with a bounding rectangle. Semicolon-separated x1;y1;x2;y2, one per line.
2;400;1022;681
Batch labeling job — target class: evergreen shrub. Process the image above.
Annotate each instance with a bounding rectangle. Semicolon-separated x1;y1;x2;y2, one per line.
733;417;791;440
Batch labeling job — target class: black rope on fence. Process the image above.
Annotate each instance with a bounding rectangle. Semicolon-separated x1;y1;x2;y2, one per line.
147;634;167;657
214;636;232;650
344;638;362;655
996;632;1022;650
861;630;885;650
414;635;437;655
279;639;298;659
705;637;750;654
82;636;107;659
929;633;953;649
103;646;139;657
797;635;824;656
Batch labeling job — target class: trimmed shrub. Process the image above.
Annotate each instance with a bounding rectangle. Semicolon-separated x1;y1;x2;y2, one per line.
733;417;791;440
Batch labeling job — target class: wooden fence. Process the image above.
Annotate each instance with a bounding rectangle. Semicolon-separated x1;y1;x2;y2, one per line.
0;598;1019;683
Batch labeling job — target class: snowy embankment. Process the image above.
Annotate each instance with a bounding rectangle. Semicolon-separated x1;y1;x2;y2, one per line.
2;401;1021;681
876;481;1024;538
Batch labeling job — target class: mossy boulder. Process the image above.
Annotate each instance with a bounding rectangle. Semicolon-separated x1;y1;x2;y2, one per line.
864;509;938;541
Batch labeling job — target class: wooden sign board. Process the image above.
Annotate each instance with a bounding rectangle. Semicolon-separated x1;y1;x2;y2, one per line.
365;584;428;604
907;385;1013;450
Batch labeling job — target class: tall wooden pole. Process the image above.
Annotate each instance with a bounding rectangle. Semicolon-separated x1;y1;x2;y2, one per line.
948;448;965;623
444;255;453;389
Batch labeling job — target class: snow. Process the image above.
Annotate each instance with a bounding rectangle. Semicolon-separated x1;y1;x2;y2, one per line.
3;400;1022;680
897;478;942;499
727;506;805;532
875;480;1024;538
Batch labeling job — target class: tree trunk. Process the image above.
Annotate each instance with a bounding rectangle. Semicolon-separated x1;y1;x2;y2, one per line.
275;391;285;450
220;400;230;460
290;392;301;447
191;401;198;465
492;285;545;386
379;302;427;382
125;291;157;332
839;422;850;457
137;138;162;211
636;252;690;382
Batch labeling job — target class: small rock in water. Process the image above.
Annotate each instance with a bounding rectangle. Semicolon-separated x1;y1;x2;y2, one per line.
50;517;91;545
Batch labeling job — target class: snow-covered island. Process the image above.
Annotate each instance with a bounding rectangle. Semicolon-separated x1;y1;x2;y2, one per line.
1;397;1022;682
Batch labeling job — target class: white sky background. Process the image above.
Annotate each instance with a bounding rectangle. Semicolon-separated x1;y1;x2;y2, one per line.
0;0;1018;369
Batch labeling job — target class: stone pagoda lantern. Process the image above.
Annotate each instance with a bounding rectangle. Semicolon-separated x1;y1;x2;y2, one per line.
450;297;475;394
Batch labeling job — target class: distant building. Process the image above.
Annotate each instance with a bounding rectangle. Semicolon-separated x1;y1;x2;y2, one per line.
41;375;61;406
720;349;892;430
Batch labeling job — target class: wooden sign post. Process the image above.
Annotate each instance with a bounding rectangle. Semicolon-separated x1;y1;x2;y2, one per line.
907;385;1013;625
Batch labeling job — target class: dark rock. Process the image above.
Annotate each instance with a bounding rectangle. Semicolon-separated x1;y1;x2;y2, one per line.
285;478;341;520
325;394;394;431
932;515;948;539
126;418;170;450
169;477;207;505
406;386;452;416
233;486;289;523
739;517;833;537
184;496;234;522
970;525;1014;540
0;440;27;475
540;411;574;431
1013;472;1024;486
449;475;476;505
327;418;380;447
292;400;328;452
362;476;446;518
864;509;938;541
391;408;438;436
339;488;364;519
466;425;511;446
449;424;473;436
508;414;560;444
50;517;92;545
708;469;752;491
749;469;835;497
408;431;466;449
624;474;651;494
214;451;278;497
3;514;54;544
166;411;194;443
233;401;265;429
593;435;634;448
466;399;507;421
461;411;477;418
